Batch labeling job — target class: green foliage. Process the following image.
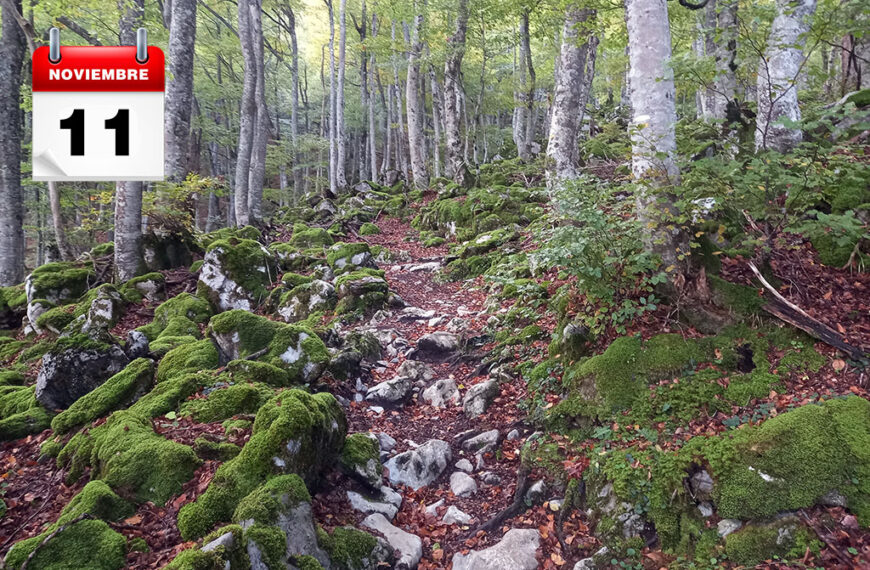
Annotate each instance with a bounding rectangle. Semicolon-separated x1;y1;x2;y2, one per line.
233;474;310;524
790;210;869;268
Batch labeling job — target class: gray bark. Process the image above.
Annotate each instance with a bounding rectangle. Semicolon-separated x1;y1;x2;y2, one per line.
406;13;429;188
48;182;72;261
546;7;595;188
755;0;817;152
444;0;471;186
626;0;691;275
234;0;256;224
0;0;26;285
164;0;197;182
368;13;379;183
336;0;348;189
327;0;338;197
288;7;304;196
429;66;443;179
248;0;267;221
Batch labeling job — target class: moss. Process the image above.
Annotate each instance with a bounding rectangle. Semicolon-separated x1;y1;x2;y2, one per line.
423;236;446;248
189;260;204;273
139;293;212;340
443;255;494;281
319;527;379;570
293;554;325;570
0;370;25;387
156;340;219;383
176;390;345;540
51;358;155;434
290;224;335;248
359;223;380;236
128;537;149;553
57;410;200;505
0;407;52;440
0;284;27;312
128;372;207;418
223;418;253;434
120;272;166;303
151;334;200;358
778;345;825;373
0;385;39;418
327;242;373;273
3;518;127;570
724;518;820;566
41;438;63;458
26;261;96;304
16;340;51;363
180;382;274;423
202;225;263;249
0;338;27;361
282;272;314;288
233;474;310;524
35;305;76;333
163;548;227;570
197;238;278;310
90;242;115;257
193;437;241;461
722;371;780;406
709;275;765;316
340;434;382;487
244;524;286;567
225;359;292;387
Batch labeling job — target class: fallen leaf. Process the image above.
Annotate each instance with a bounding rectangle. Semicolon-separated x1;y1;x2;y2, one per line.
832;359;846;371
124;515;143;525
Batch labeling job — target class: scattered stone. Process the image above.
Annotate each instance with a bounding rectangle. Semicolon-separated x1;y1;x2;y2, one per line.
574;547;609;570
413;332;460;362
690;469;715;501
384;439;451;490
718;518;743;537
36;341;130;410
396;360;437;383
819;490;848;507
463;379;500;418
549;499;564;512
425;499;444;517
125;330;150;359
455;458;473;473
461;429;499;453
482;472;501;485
362;513;422;570
375;432;397;454
506;429;520;441
452;528;540;570
525;480;547;505
398;307;436;321
698;502;714;518
428;316;446;327
379;486;403;509
348;490;399;520
407;262;441;272
366;376;413;406
450;472;477;497
445;317;469;333
443;506;472;525
422;378;460;407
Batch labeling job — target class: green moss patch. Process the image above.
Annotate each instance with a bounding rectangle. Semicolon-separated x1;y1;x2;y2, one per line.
180;382;274;423
156;339;219;383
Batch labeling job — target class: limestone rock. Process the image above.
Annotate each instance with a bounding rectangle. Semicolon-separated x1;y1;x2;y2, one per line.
384;439;451;490
348;490;399;520
422;379;460;407
362;513;422;570
463;379;500;418
396;360;436;383
450;472;477;497
413;332;460;361
443;506;472;525
197;239;278;312
36;341;130;410
366;376;413;406
461;429;499;453
452;528;540;570
276;280;337;323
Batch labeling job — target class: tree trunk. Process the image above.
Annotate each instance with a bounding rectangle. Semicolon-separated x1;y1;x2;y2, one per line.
0;0;26;285
335;0;349;190
406;13;429;189
48;182;72;261
626;0;691;277
429;66;443;179
711;0;738;121
247;0;267;222
444;0;471;186
234;0;256;225
164;0;197;182
755;0;817;152
546;7;595;189
515;10;534;161
326;0;338;197
368;12;379;183
287;7;304;197
357;1;371;183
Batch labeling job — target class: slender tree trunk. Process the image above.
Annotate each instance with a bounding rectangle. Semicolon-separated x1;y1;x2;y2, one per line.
626;0;691;277
48;182;72;261
546;7;596;190
164;0;197;182
335;0;348;190
248;0;267;222
326;0;338;197
444;0;471;186
287;7;304;197
429;65;443;179
406;13;429;188
368;13;379;183
755;0;817;152
515;10;533;161
0;0;26;285
711;0;738;121
234;0;256;225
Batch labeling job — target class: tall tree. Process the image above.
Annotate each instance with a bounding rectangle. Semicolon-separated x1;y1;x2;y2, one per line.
326;0;338;197
406;12;429;188
164;0;198;182
0;0;26;286
368;12;379;183
247;0;267;222
515;8;535;161
625;0;692;278
287;7;304;196
336;0;349;189
755;0;817;152
443;0;471;187
546;6;595;190
115;0;146;281
235;0;256;224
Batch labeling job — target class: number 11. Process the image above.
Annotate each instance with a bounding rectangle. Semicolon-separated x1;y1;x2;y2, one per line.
60;109;130;156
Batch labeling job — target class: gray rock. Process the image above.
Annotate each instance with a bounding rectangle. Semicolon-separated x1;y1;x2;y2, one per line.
413;332;460;361
362;513;422;570
348;490;399;520
384;439;452;490
450;472;477;497
482;472;501;485
240;501;332;569
425;499;444;517
461;429;499;453
379;486;403;508
366;376;413;405
407;262;441;272
396;360;437;383
202;531;236;553
198;241;277;312
452;528;540;570
455;459;473;473
125;330;150;359
463;380;500;418
443;506;472;525
445;317;469;333
690;470;715;501
398;307;436;321
525;480;547;505
819;489;848;507
574;547;609;569
717;519;743;538
506;429;520;441
35;342;130;409
277;280;336;323
375;432;397;454
77;285;124;338
422;379;460;407
698;501;714;518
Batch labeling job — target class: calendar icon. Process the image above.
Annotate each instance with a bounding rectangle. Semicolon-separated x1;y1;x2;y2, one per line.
32;44;165;181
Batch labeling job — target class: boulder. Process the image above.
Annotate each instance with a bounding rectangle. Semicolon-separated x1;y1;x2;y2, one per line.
341;433;383;488
348;490;399;520
452;528;540;570
142;228;197;272
276;279;337;323
25;262;95;306
450;472;477;497
362;513;422;570
366;376;413;406
327;242;376;274
463;380;500;418
384;439;452;490
413;332;460;362
461;429;500;454
396;360;436;383
120;272;166;303
443;506;472;525
197;238;278;312
335;271;390;315
422;379;460;407
35;338;130;410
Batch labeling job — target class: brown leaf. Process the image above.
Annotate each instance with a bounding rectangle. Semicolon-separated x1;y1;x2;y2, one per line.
832;359;846;372
124;515;143;525
837;323;847;334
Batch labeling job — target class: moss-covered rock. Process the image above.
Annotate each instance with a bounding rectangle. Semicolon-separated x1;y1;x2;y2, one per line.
290;224;335;248
51;358;155;434
276;280;337;323
233;474;311;524
180;382;274;423
34;305;75;335
201;225;263;249
359;223;380;236
0;406;52;440
120;272;166;303
208;311;329;384
224;359;292;387
128;372;208;418
138;293;211;341
319;526;389;570
340;433;383;489
334;271;389;316
326;242;375;274
156;339;219;383
176;390;346;540
197;238;278;312
25;262;96;306
193;437;242;461
724;516;819;566
142;227;198;272
57;410;200;505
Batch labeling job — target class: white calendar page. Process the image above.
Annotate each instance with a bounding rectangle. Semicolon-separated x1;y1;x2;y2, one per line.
32;45;165;182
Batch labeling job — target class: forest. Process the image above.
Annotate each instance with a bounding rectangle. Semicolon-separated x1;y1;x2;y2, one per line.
0;0;869;567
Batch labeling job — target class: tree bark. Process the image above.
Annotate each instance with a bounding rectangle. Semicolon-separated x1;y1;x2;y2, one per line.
429;65;443;179
336;0;349;190
546;7;595;190
247;0;267;222
48;182;72;261
755;0;817;152
444;0;471;186
406;13;429;189
286;7;304;197
164;0;197;182
326;0;338;197
368;13;379;183
515;10;534;161
626;0;691;276
234;0;256;225
0;0;26;285
711;0;738;121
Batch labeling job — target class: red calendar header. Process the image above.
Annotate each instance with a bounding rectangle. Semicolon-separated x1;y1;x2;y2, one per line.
33;46;164;92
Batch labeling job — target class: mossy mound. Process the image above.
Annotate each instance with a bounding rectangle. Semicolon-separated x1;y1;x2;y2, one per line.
208;310;330;384
25;262;96;305
0;385;51;440
51;358;155;434
318;526;384;570
724;516;820;566
176;390;346;540
156;339;219;383
201;225;263;249
334;270;389;316
129;372;209;418
326;242;374;274
232;474;311;524
340;433;382;488
276;280;337;324
290;224;335;248
57;410;200;504
224;359;293;387
138;292;212;340
359;223;380;236
120;272;166;303
180;382;274;423
197;238;278;312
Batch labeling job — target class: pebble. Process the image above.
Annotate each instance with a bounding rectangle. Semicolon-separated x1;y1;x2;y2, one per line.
450;472;477;497
455;458;474;473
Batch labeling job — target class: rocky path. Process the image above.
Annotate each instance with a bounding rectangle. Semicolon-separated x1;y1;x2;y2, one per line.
312;214;590;569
